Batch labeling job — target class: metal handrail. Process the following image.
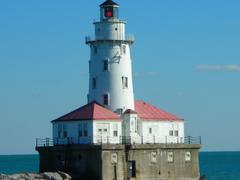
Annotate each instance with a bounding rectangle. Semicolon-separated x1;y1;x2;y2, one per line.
36;136;201;147
85;34;134;43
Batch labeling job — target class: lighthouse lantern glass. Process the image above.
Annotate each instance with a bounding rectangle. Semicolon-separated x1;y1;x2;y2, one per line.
105;7;113;17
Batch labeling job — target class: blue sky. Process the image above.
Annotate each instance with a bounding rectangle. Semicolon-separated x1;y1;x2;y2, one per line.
0;0;240;154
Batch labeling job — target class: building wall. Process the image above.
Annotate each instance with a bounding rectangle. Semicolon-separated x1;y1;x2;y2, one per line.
52;121;93;144
141;121;184;143
36;144;201;180
93;120;122;144
52;120;122;144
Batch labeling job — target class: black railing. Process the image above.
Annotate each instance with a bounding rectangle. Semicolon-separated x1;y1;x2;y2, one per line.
36;136;201;147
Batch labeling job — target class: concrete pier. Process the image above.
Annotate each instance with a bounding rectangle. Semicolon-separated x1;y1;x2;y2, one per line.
36;144;201;180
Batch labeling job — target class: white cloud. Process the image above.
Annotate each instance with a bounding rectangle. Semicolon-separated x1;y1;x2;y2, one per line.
196;64;240;72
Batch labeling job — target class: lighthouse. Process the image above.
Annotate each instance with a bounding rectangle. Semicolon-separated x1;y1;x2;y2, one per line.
86;0;135;113
50;0;185;145
36;1;201;179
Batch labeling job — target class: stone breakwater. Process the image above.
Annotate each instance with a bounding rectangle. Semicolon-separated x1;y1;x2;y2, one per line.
0;171;71;180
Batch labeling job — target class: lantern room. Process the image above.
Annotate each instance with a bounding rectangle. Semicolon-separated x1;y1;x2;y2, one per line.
100;0;119;21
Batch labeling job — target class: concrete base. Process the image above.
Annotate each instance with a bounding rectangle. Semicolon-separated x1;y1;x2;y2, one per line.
36;144;201;180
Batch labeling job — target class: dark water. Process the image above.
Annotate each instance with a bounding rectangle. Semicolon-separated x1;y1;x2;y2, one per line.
0;152;240;179
200;152;240;180
0;155;39;175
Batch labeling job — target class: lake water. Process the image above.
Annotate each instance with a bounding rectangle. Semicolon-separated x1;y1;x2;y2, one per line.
1;152;240;179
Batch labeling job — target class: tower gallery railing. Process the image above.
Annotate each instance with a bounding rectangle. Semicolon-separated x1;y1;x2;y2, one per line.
36;136;201;147
85;34;134;44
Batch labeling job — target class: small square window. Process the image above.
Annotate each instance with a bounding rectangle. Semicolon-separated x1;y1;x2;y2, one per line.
167;152;174;163
185;152;191;162
94;46;98;54
63;131;67;138
149;128;152;134
122;45;126;54
103;94;109;105
113;130;118;137
175;130;179;136
92;78;96;89
83;124;88;137
151;152;157;163
78;124;83;137
103;60;109;71
122;76;128;89
169;130;174;136
58;124;63;138
63;125;67;138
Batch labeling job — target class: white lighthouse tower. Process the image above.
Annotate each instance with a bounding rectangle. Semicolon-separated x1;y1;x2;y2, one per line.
86;0;135;113
38;1;201;179
51;0;185;145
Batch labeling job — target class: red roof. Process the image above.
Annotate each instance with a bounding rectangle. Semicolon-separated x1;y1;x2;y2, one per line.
135;100;183;121
52;102;121;122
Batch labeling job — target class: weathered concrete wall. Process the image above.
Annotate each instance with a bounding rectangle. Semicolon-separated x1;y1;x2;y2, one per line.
36;144;201;180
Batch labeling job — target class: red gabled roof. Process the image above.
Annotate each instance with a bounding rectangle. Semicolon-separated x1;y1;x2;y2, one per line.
135;100;183;121
52;102;121;122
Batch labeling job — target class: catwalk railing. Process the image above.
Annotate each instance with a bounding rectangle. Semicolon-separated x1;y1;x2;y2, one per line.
36;136;201;147
85;34;134;44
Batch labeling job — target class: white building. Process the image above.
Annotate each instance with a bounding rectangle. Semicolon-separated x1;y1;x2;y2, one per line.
52;0;185;145
52;102;122;144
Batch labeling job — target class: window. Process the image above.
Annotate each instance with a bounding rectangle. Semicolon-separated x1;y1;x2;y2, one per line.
78;123;88;137
185;151;191;162
63;125;67;138
58;124;63;138
113;124;118;137
78;124;83;137
111;153;118;164
113;130;118;137
92;78;96;89
103;94;109;105
167;152;174;163
149;128;152;134
93;46;98;54
169;130;174;136
122;76;128;89
151;152;157;163
122;45;126;54
103;60;109;71
83;124;88;137
135;118;138;132
104;7;113;18
175;130;179;137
